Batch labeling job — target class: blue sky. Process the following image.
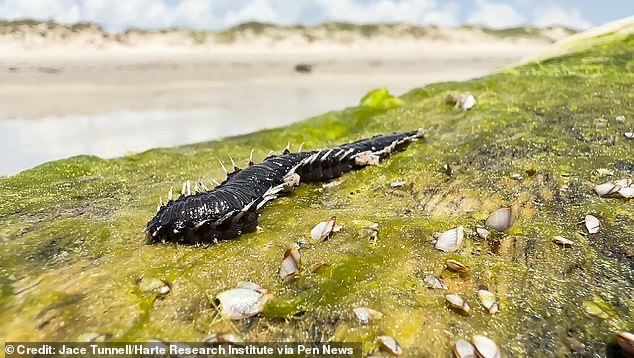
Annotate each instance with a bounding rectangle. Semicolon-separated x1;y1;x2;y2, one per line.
0;0;632;31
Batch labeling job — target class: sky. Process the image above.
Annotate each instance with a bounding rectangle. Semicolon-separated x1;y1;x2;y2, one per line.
0;0;632;32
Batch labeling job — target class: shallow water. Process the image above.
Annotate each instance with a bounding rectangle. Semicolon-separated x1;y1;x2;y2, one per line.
0;89;367;176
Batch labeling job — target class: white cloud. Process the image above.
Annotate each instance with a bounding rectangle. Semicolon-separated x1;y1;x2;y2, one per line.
0;0;600;31
466;0;525;28
533;5;592;29
0;0;462;31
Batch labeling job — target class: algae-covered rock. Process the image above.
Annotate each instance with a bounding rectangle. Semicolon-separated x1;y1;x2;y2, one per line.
0;27;633;356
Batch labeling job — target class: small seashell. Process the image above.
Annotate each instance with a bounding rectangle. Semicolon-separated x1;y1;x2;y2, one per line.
484;204;518;233
310;216;337;242
446;259;470;273
353;307;384;325
616;332;634;355
594;182;622;197
377;335;403;356
445;293;471;315
204;333;241;344
77;332;110;342
216;283;272;320
279;247;301;282
477;287;499;315
445;93;459;105
435;226;465;253
625;132;634;139
423;275;448;290
472;336;501;358
585;215;600;234
510;173;523;180
459;94;476;110
616;115;625;122
553;236;574;247
453;339;476;358
475;226;490;240
390;180;405;188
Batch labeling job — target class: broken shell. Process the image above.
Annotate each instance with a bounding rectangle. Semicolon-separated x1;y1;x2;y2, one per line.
475;226;491;240
353;307;384;325
553;235;574;247
446;259;470;273
216;283;271;320
594;182;622;197
377;335;403;356
510;173;523;180
472;336;501;358
390;180;405;188
618;186;634;199
459;94;476;110
616;115;626;122
585;215;600;234
445;293;471;315
423;275;448;290
617;332;634;355
484;204;518;233
279;247;301;282
310;216;337;242
435;226;465;253
477;288;499;315
453;339;476;358
625;132;634;139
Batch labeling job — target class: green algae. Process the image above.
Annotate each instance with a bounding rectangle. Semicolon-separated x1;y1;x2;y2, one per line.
1;30;633;356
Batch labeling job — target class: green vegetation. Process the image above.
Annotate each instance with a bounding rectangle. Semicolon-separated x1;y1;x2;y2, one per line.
0;26;632;356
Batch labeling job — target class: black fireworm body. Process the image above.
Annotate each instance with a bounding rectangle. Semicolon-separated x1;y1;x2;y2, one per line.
146;129;425;245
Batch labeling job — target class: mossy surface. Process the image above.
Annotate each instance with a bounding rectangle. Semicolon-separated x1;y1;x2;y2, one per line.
1;30;633;356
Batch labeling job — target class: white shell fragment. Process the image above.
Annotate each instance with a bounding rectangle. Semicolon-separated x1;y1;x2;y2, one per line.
377;335;403;356
445;93;476;111
617;332;634;355
472;336;501;358
390;180;405;188
594;179;634;199
445;293;471;315
279;247;301;282
423;275;449;290
453;339;476;358
616;115;626;122
435;226;465;253
510;173;523;180
216;283;271;320
353;307;384;325
553;235;574;247
585;215;601;234
310;216;338;242
625;132;634;139
477;288;499;315
460;95;476;110
484;204;518;233
475;226;491;240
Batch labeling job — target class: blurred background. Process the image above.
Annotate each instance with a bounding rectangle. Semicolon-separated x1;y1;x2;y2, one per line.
1;0;632;175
